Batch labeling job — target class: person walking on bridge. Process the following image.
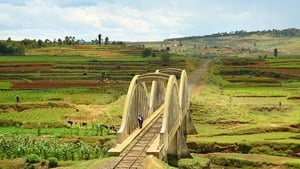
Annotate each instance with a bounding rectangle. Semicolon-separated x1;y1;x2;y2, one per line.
137;115;143;129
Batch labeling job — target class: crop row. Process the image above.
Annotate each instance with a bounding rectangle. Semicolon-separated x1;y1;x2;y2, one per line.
0;136;108;160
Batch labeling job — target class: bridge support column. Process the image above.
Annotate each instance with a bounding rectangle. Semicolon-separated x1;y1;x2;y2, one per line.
167;125;192;160
185;111;197;135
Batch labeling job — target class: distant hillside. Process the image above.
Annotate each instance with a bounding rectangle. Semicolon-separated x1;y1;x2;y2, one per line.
142;28;300;58
164;28;300;41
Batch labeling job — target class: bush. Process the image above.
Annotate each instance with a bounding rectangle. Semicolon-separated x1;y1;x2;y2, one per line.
48;157;58;168
41;159;47;166
142;48;152;57
211;157;261;168
26;154;40;164
237;143;251;153
178;157;210;169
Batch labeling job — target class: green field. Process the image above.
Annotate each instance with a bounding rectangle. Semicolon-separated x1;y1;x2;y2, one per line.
1;33;300;168
0;43;198;168
187;56;300;168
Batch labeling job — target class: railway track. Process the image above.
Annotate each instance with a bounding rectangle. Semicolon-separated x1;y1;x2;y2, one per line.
110;114;163;169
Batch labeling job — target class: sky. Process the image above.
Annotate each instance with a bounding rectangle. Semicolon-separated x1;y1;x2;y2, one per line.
0;0;300;42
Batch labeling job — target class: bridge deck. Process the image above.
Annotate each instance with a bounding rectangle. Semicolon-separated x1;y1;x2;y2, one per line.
109;105;163;156
110;114;163;168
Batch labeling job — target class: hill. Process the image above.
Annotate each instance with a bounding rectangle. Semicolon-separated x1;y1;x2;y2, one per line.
143;28;300;58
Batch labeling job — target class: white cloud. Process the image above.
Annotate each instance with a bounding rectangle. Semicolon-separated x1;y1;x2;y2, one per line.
0;0;300;41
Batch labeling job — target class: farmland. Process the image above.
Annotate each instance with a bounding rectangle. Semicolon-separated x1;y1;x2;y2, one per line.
0;43;199;168
186;56;300;168
1;32;300;168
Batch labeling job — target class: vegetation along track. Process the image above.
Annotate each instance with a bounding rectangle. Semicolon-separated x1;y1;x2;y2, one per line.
109;114;163;169
188;59;211;96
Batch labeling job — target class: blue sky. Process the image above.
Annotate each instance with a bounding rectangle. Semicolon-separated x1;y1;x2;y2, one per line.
0;0;299;41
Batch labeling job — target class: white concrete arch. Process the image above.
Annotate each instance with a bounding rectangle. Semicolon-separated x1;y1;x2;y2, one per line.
117;75;149;143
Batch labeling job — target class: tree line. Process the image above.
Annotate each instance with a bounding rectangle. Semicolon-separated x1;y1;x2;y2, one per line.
0;34;124;56
165;28;300;41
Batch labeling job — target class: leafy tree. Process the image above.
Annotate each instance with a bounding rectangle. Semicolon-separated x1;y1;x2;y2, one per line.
44;39;51;45
38;39;43;48
274;48;278;57
0;42;25;55
142;48;152;57
64;36;71;45
104;37;109;44
57;38;62;45
161;51;170;63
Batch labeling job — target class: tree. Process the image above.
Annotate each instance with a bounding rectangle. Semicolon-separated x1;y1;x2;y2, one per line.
44;39;51;45
104;37;109;45
57;38;62;45
38;39;43;48
274;48;278;57
71;36;75;45
98;34;102;45
161;51;170;64
64;36;71;45
142;48;152;57
6;37;11;42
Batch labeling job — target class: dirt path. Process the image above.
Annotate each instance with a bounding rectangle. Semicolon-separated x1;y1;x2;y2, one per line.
188;59;211;97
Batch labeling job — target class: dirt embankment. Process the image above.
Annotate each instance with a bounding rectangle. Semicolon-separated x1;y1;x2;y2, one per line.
0;102;70;113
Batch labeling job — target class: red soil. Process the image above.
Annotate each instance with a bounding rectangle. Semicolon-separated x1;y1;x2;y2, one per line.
0;64;52;71
11;80;126;89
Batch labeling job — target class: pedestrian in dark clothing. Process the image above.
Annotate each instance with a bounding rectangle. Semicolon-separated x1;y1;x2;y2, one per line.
16;95;20;103
137;115;143;129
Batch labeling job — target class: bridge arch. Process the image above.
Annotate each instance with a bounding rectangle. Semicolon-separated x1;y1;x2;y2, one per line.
179;70;197;135
111;68;197;164
158;72;193;162
117;72;169;143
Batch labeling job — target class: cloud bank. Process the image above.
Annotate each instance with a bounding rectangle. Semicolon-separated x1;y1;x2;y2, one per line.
0;0;299;41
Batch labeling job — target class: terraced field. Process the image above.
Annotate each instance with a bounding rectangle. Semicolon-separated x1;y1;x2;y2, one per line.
0;56;186;89
185;57;300;168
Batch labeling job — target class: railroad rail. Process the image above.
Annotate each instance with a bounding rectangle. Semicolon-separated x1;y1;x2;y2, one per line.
111;114;163;169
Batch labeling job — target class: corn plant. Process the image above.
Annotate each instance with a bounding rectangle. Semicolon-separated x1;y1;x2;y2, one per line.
0;136;108;161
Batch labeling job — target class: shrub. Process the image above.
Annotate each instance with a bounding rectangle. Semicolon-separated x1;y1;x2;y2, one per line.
211;157;262;168
237;143;251;153
41;159;47;166
48;157;58;168
178;157;210;169
142;48;152;57
26;154;40;164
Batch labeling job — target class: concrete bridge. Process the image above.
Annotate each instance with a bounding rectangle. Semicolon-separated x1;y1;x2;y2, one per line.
108;68;197;168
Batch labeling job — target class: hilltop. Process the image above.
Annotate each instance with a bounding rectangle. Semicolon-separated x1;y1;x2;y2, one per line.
143;28;300;58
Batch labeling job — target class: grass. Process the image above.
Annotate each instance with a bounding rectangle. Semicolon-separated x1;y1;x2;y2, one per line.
188;132;300;144
0;107;80;123
0;86;126;104
178;157;210;169
207;153;300;168
187;56;300;168
0;82;11;89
